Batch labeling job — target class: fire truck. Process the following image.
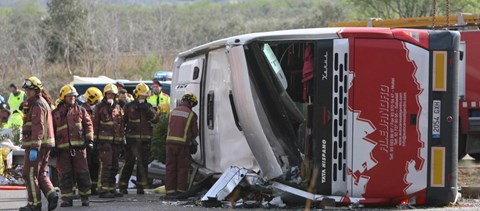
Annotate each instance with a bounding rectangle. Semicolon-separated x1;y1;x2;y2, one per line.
329;13;480;160
171;27;460;205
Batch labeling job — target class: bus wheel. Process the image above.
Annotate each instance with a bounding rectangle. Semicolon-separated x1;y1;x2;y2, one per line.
458;133;467;160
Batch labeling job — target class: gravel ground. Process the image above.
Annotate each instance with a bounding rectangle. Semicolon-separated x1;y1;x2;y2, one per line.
1;156;479;210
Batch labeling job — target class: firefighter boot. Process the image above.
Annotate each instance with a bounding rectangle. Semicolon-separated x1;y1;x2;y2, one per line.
91;186;98;195
111;189;123;197
47;191;59;211
98;191;115;198
119;188;128;195
137;187;145;195
18;204;41;211
60;199;73;207
81;196;90;207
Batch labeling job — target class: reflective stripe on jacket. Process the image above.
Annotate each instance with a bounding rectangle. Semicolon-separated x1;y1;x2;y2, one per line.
166;102;198;145
52;103;94;149
21;94;55;149
93;100;124;143
124;101;158;141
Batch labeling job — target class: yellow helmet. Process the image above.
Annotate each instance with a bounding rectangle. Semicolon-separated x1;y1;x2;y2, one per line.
22;76;43;90
103;83;119;96
59;84;78;101
182;93;198;107
133;83;151;98
83;87;103;105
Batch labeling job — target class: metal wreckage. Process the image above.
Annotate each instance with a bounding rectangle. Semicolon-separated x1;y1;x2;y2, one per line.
168;27;461;208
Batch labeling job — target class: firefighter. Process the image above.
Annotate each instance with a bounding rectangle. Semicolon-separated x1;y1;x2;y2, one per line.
164;93;198;198
117;89;133;108
20;76;59;211
115;81;134;107
52;85;94;207
81;87;103;195
119;83;158;194
148;80;170;163
93;83;125;198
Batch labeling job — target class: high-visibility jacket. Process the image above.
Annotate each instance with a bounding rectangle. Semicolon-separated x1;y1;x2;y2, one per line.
147;92;170;114
7;91;25;112
22;94;55;149
5;110;23;129
124;101;158;141
93;99;124;143
166;102;198;146
52;103;94;149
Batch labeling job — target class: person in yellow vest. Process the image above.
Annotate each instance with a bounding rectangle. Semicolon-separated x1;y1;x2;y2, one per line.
148;80;170;163
6;109;23;128
147;80;170;113
7;83;25;112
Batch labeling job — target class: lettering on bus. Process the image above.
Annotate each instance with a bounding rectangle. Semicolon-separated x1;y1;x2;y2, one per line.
322;52;328;80
379;84;390;155
377;78;406;160
321;139;327;183
432;100;441;138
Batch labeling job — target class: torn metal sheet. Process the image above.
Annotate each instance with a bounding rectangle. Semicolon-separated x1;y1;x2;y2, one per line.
201;166;248;202
271;181;392;205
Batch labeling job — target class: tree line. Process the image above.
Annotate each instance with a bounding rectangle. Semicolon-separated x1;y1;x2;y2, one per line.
0;0;477;97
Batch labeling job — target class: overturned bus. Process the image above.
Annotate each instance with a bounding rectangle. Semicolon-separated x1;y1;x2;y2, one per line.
170;27;460;206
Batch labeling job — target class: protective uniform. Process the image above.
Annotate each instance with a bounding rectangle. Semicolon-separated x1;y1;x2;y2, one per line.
82;87;103;195
165;93;198;196
93;84;124;198
7;89;25;112
52;85;94;207
119;83;158;194
20;76;58;211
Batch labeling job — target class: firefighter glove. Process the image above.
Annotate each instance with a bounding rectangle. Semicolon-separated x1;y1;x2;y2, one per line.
29;148;38;161
190;139;198;154
50;147;59;158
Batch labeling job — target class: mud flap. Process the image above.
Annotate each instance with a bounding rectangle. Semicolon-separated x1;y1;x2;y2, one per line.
201;166;248;205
